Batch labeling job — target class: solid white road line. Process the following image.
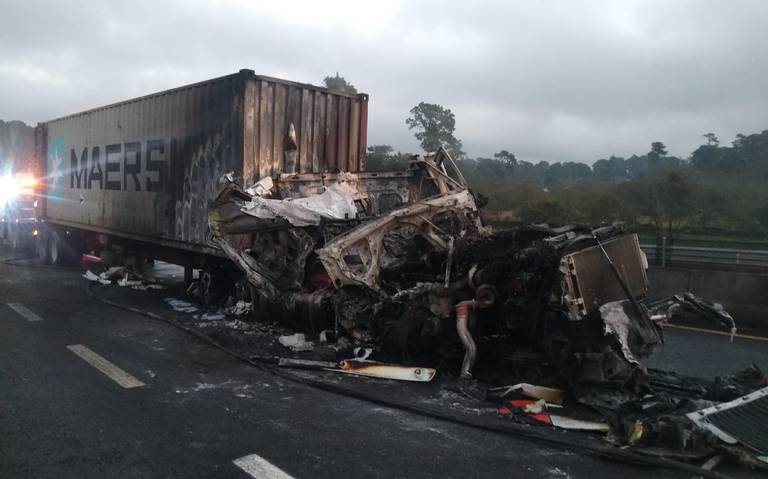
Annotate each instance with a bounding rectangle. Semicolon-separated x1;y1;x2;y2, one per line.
66;344;146;389
233;454;295;479
6;302;44;322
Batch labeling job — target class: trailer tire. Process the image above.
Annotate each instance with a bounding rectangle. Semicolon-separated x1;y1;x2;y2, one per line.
9;230;20;252
37;230;50;264
49;234;63;266
48;231;80;266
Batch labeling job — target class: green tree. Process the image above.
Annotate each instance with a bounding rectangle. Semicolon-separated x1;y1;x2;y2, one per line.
648;141;668;164
322;73;357;94
754;205;768;231
405;102;464;159
364;144;411;171
592;156;627;180
493;150;517;170
702;132;719;146
692;189;729;230
519;198;567;224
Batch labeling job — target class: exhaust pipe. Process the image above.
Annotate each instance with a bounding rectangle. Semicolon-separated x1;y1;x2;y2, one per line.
455;300;476;379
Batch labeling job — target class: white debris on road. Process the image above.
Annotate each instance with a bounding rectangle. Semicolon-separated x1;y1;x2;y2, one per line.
83;270;111;284
225;300;252;316
278;333;314;352
164;298;199;313
83;267;167;290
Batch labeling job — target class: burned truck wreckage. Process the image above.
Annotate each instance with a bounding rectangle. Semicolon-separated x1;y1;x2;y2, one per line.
201;149;768;471
201;150;768;472
208;149;738;389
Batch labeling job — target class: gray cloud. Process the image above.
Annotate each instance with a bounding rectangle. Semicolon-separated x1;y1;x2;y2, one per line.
1;0;766;164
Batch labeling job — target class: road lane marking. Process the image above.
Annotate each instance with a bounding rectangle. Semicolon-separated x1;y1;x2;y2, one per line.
233;454;295;479
6;302;44;322
66;344;146;388
662;323;768;342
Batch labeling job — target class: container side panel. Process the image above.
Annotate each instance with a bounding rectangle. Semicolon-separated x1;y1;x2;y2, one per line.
258;80;274;181
348;101;360;172
358;95;369;168
271;84;288;177
241;77;365;179
243;79;257;184
299;89;314;173
336;97;350;170
313;92;325;172
44;74;245;247
325;95;338;171
285;86;302;174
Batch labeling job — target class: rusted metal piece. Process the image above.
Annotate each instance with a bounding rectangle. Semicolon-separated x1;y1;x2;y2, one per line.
560;234;648;319
455;300;477;379
316;189;483;292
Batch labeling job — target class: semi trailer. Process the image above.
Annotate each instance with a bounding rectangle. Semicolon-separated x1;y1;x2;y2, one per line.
27;69;370;282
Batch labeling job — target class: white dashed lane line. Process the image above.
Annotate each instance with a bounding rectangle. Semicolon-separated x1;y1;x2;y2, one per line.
66;344;146;389
233;454;295;479
6;302;44;322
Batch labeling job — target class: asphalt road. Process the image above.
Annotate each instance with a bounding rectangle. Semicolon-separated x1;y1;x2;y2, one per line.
0;247;764;478
650;325;768;378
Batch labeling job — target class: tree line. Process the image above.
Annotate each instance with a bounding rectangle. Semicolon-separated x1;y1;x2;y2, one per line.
319;74;767;240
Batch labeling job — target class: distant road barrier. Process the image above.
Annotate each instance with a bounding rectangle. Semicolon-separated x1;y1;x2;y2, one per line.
640;243;768;270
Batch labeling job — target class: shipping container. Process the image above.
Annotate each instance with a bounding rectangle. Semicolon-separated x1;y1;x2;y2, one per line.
35;69;368;260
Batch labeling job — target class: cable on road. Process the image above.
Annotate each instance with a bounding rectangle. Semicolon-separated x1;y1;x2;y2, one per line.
84;281;734;479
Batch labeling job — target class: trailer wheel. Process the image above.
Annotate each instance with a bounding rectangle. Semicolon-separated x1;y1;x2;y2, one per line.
9;230;20;251
37;230;50;265
49;234;63;265
50;231;79;266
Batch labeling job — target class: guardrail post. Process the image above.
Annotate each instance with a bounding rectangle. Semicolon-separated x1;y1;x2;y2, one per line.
661;236;667;268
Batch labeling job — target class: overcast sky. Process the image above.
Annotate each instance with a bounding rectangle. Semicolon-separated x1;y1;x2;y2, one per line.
1;0;767;164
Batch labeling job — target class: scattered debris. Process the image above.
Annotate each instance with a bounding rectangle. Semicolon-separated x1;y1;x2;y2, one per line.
245;175;274;197
499;399;610;431
83;265;167;290
687;385;768;463
648;293;737;341
497;383;564;405
278;333;314;352
225;300;252;316
165;298;199;313
83;270;110;285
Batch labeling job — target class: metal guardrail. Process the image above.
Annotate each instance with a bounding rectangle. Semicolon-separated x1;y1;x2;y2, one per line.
640;244;768;269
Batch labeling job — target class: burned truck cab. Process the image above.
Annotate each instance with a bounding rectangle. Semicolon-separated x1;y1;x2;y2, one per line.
209;148;666;389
